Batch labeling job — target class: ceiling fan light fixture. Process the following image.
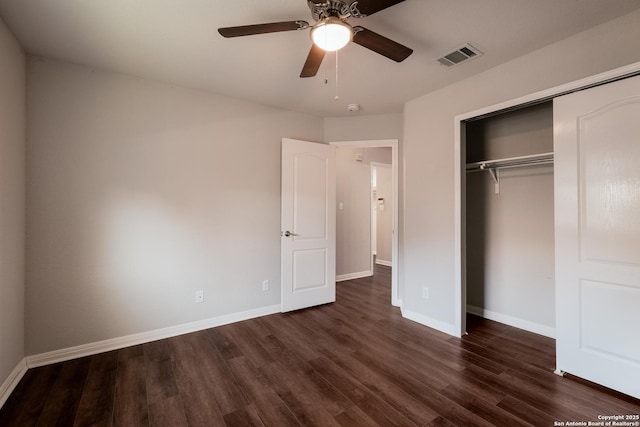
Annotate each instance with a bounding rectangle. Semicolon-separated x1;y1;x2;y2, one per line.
311;18;353;52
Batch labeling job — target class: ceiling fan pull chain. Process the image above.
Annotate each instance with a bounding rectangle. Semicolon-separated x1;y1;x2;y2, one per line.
334;50;340;100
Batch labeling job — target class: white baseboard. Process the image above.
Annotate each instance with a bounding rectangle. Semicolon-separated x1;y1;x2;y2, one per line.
336;270;373;282
401;308;459;337
26;304;282;368
375;259;392;267
0;358;27;409
466;304;556;338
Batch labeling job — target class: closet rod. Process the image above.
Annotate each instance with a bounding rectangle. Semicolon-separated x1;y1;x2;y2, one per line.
465;152;554;172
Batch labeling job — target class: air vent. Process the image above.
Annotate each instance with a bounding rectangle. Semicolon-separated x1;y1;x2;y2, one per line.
436;43;482;67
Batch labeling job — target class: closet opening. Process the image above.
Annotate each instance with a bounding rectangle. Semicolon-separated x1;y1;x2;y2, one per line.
462;101;556;338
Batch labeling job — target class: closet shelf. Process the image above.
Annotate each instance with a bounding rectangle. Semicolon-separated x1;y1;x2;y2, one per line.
466;152;554;172
466;152;554;195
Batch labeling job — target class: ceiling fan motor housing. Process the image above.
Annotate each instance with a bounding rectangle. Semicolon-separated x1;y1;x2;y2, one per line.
309;0;365;22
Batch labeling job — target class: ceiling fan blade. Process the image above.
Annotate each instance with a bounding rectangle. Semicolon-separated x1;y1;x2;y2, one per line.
352;26;413;62
300;44;326;78
218;21;308;38
354;0;405;16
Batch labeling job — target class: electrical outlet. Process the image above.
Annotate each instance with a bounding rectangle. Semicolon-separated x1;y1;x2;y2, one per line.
422;287;429;299
262;280;270;291
195;290;204;303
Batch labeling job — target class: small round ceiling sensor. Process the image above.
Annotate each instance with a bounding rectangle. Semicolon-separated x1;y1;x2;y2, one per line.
347;103;361;112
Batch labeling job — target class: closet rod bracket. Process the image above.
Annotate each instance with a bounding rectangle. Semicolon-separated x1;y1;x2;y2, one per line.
480;164;500;194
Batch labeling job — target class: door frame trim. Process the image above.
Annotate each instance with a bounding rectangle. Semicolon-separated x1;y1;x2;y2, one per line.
330;139;400;307
453;61;640;337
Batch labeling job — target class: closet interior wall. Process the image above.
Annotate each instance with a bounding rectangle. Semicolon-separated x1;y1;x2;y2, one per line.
465;101;556;336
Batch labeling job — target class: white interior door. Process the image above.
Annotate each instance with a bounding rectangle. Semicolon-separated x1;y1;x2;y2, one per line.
554;74;640;398
281;138;336;312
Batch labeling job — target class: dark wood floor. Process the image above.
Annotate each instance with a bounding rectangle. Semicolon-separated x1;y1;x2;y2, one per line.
2;265;639;426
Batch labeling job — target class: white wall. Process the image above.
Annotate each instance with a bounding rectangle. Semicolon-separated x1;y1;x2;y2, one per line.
466;104;555;332
324;114;402;142
25;58;324;355
402;9;640;332
0;17;25;394
336;148;372;278
367;148;392;165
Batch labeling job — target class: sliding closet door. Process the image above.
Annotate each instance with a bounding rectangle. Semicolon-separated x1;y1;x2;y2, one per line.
554;74;640;398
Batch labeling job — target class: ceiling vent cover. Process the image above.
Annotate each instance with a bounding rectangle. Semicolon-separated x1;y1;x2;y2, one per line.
436;43;482;67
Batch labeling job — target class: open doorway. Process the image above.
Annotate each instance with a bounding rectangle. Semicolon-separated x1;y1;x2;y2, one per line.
331;139;399;307
371;163;393;268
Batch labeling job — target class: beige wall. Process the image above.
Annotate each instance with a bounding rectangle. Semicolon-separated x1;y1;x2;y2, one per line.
0;17;25;389
25;58;324;355
402;9;640;330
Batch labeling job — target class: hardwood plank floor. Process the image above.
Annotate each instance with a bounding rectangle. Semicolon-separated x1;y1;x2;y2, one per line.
2;265;639;426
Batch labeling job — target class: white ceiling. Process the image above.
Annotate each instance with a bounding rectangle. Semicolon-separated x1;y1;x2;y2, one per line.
1;0;639;117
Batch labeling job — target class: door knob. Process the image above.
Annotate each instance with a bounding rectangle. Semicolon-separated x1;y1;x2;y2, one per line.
283;230;299;237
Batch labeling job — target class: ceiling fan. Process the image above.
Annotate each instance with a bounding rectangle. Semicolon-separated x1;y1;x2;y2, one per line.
218;0;413;78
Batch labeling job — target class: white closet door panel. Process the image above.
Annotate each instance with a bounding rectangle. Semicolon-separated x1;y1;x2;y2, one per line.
579;98;640;265
554;74;640;399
